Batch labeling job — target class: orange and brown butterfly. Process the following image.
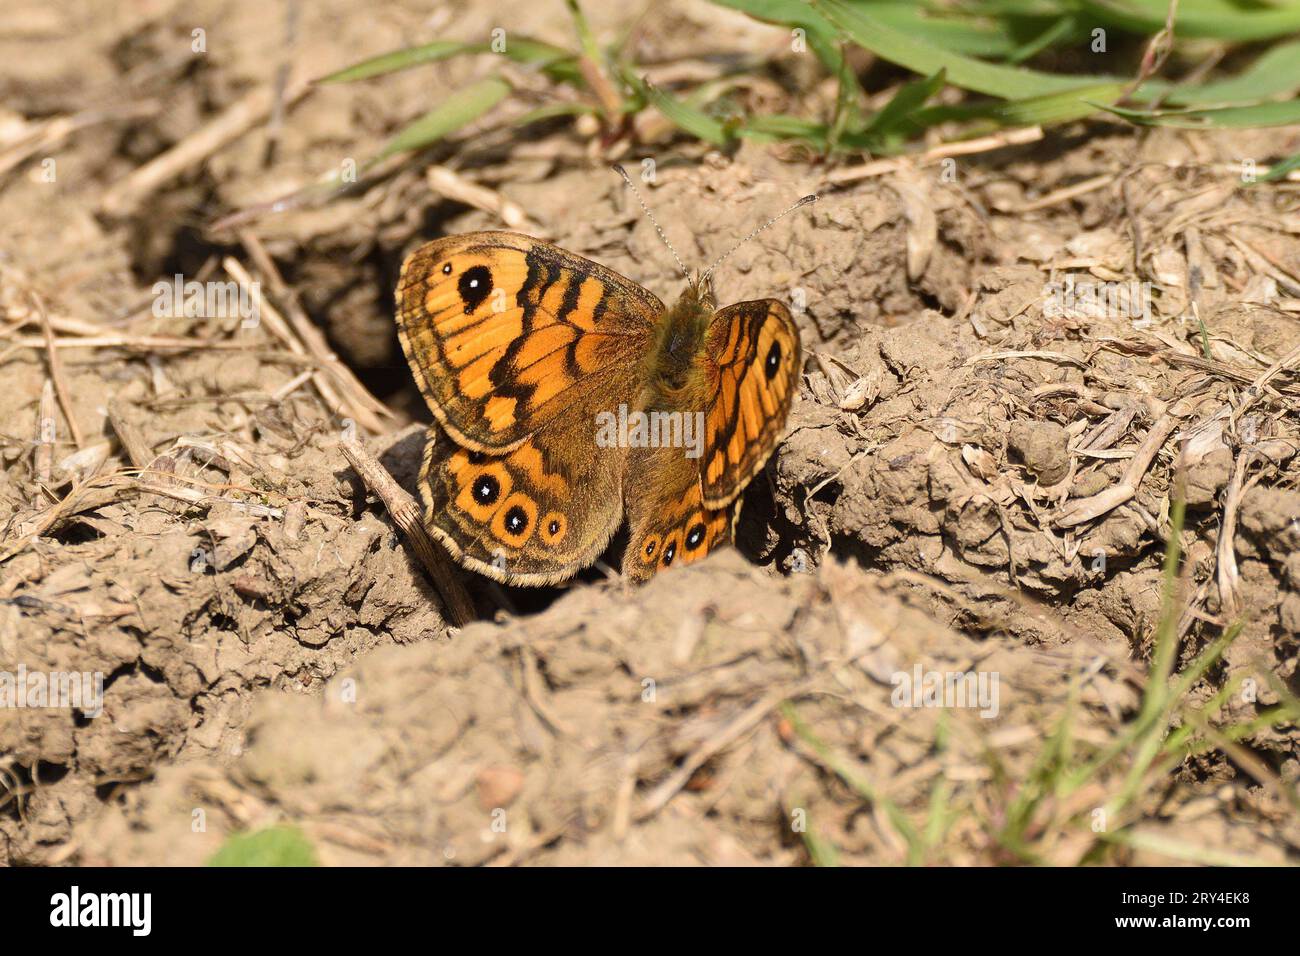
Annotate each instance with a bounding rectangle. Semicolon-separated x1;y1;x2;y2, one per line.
395;170;813;585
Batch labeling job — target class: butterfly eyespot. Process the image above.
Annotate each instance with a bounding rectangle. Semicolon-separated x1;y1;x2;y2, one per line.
641;534;660;562
685;523;706;550
662;540;677;567
504;506;529;536
765;341;781;379
441;263;452;275
495;493;537;543
458;265;493;313
473;474;500;505
540;511;566;544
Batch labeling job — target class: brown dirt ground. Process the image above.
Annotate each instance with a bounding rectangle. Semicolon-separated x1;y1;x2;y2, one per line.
1;0;1299;865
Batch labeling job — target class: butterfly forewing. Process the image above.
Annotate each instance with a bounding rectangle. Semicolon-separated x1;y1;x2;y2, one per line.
699;299;802;508
396;231;661;451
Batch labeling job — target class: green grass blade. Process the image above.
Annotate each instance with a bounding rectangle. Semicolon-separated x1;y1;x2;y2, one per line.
1079;0;1300;42
781;702;924;860
853;0;1037;60
740;113;828;147
513;102;600;127
317;41;479;83
1004;13;1078;64
1097;828;1274;866
862;68;947;140
318;37;578;85
1162;40;1300;106
911;81;1127;129
816;0;1125;98
641;79;732;145
377;76;512;159
827;45;858;152
1099;99;1300;128
711;0;847;74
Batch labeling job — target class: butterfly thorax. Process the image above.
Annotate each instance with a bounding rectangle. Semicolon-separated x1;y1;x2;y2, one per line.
643;284;714;404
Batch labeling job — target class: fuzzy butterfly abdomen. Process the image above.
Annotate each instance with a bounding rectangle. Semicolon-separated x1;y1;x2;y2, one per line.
643;286;714;399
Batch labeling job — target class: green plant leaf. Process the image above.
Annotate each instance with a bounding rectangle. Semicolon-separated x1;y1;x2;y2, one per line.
913;81;1128;128
711;0;847;74
816;0;1125;99
513;102;600;127
1004;13;1078;64
1098;99;1300;128
377;76;512;158
640;79;732;146
1161;40;1300;106
861;68;947;142
208;826;319;867
1261;151;1300;184
1079;0;1300;42
317;41;479;83
318;37;578;85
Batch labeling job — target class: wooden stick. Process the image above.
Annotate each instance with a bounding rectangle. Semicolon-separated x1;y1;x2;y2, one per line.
1215;449;1253;615
223;258;387;434
237;232;392;424
34;380;55;484
99;78;311;218
338;437;475;627
106;400;154;469
825;126;1043;185
3;334;308;355
31;292;84;449
0;476;127;565
0;101;160;178
1005;172;1115;213
134;481;283;518
425;166;536;231
1053;416;1179;528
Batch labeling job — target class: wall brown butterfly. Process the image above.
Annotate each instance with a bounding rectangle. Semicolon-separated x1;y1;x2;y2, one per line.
396;172;812;585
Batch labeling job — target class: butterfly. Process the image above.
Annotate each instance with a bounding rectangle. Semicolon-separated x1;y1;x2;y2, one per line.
395;176;812;586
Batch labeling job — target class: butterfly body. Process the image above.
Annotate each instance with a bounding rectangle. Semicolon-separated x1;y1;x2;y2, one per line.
643;285;713;409
396;231;801;586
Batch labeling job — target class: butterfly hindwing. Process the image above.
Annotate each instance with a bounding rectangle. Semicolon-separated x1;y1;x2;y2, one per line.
396;231;661;451
419;393;627;586
699;298;802;508
621;445;735;584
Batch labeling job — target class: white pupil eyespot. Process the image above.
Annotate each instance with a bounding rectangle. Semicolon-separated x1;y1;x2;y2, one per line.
469;279;478;287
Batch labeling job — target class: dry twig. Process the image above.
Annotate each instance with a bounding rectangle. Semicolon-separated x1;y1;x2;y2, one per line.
100;79;311;217
338;437;475;627
31;292;84;449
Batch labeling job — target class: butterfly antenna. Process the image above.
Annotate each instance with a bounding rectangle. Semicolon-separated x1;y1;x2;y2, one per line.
612;164;692;283
700;193;818;283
